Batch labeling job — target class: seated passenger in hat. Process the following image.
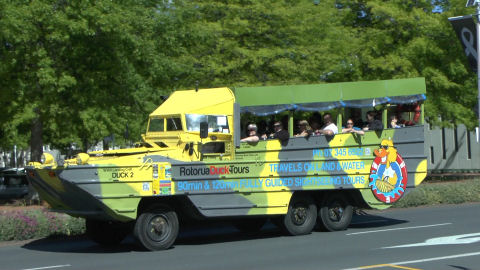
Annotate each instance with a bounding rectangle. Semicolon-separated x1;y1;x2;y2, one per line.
241;123;260;143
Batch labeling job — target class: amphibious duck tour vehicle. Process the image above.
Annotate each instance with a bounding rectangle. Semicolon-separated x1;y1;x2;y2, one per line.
26;78;427;250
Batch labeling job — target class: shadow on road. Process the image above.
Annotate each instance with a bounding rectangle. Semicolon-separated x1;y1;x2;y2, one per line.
350;210;408;228
22;236;141;254
21;212;407;253
21;221;284;254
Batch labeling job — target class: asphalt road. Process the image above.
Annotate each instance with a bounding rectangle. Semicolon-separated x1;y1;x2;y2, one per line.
1;203;479;270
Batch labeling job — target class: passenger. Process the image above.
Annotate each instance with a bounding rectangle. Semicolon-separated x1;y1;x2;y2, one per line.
342;118;365;135
351;109;365;128
311;121;322;136
261;121;290;142
256;119;269;138
241;124;260;143
363;111;383;131
389;115;403;129
295;120;313;137
316;113;338;136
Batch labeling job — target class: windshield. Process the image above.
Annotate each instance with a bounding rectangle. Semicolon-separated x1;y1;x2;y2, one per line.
148;118;164;132
148;117;183;132
186;114;229;133
166;117;182;131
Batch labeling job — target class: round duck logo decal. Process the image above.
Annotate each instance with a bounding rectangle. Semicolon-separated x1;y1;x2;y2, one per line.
369;139;408;203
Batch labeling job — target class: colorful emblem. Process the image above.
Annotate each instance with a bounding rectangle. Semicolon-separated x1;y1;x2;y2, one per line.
369;139;408;203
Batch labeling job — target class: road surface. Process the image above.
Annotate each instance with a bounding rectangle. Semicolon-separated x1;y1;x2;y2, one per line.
1;203;479;270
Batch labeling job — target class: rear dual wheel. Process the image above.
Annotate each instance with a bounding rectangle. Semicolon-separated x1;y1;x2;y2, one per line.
282;194;317;235
317;193;353;231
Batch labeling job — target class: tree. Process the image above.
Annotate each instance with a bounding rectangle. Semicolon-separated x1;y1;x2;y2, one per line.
335;0;477;128
0;0;478;159
0;0;181;158
169;0;479;129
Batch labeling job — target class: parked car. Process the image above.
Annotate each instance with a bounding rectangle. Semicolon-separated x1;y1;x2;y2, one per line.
0;167;30;199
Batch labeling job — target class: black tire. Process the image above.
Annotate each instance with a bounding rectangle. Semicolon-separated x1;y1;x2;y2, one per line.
283;194;317;235
134;204;179;251
86;219;130;246
318;193;353;232
233;218;267;233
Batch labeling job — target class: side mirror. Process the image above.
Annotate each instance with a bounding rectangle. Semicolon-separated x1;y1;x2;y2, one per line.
200;121;208;139
188;142;194;156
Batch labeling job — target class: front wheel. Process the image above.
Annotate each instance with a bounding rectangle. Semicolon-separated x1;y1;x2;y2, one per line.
134;204;179;251
318;193;353;231
283;194;317;235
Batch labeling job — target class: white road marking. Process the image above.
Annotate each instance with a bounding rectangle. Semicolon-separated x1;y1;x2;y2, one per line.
383;232;480;248
343;251;480;270
346;223;452;235
22;265;71;270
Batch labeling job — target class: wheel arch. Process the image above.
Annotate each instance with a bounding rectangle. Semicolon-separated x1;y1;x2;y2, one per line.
137;195;204;221
307;189;369;209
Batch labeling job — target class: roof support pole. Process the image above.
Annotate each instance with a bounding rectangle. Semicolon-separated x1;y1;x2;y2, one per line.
288;111;294;137
383;107;388;129
337;108;343;132
420;103;425;125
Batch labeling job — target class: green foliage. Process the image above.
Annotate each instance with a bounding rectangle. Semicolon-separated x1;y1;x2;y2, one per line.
0;0;177;151
0;209;85;241
0;0;478;152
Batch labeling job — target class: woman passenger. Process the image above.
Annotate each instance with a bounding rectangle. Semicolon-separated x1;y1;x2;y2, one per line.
389;115;403;129
295;120;313;137
342;118;365;135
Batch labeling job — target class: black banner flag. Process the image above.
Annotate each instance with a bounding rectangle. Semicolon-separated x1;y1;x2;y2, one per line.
449;15;477;72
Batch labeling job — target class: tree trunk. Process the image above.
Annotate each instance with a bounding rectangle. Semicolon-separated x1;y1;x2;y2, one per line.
103;139;109;151
30;111;43;162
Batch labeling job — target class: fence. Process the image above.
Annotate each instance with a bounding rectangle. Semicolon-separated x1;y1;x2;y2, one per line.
425;124;480;173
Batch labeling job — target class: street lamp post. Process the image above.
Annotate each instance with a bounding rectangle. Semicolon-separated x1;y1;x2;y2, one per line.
467;0;480;141
477;4;480;140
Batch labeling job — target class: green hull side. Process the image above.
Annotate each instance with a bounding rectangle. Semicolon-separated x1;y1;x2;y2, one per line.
26;126;426;220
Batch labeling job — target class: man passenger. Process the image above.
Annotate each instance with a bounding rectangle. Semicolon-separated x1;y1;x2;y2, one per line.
316;113;338;136
363;111;383;131
262;121;289;142
241;124;260;143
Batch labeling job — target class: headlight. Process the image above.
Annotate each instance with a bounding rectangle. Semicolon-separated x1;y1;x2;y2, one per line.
41;153;55;165
76;153;90;165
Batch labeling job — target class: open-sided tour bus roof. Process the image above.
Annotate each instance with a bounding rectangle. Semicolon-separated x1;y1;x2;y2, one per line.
234;77;426;115
235;78;426;107
150;78;426;117
150;87;235;117
235;77;425;106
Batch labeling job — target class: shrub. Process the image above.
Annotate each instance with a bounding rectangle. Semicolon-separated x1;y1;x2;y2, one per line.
0;209;85;241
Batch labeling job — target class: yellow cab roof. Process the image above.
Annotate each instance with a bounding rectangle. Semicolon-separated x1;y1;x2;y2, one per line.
149;87;235;117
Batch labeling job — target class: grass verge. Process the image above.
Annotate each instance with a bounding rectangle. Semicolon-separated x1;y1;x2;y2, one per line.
393;178;480;208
